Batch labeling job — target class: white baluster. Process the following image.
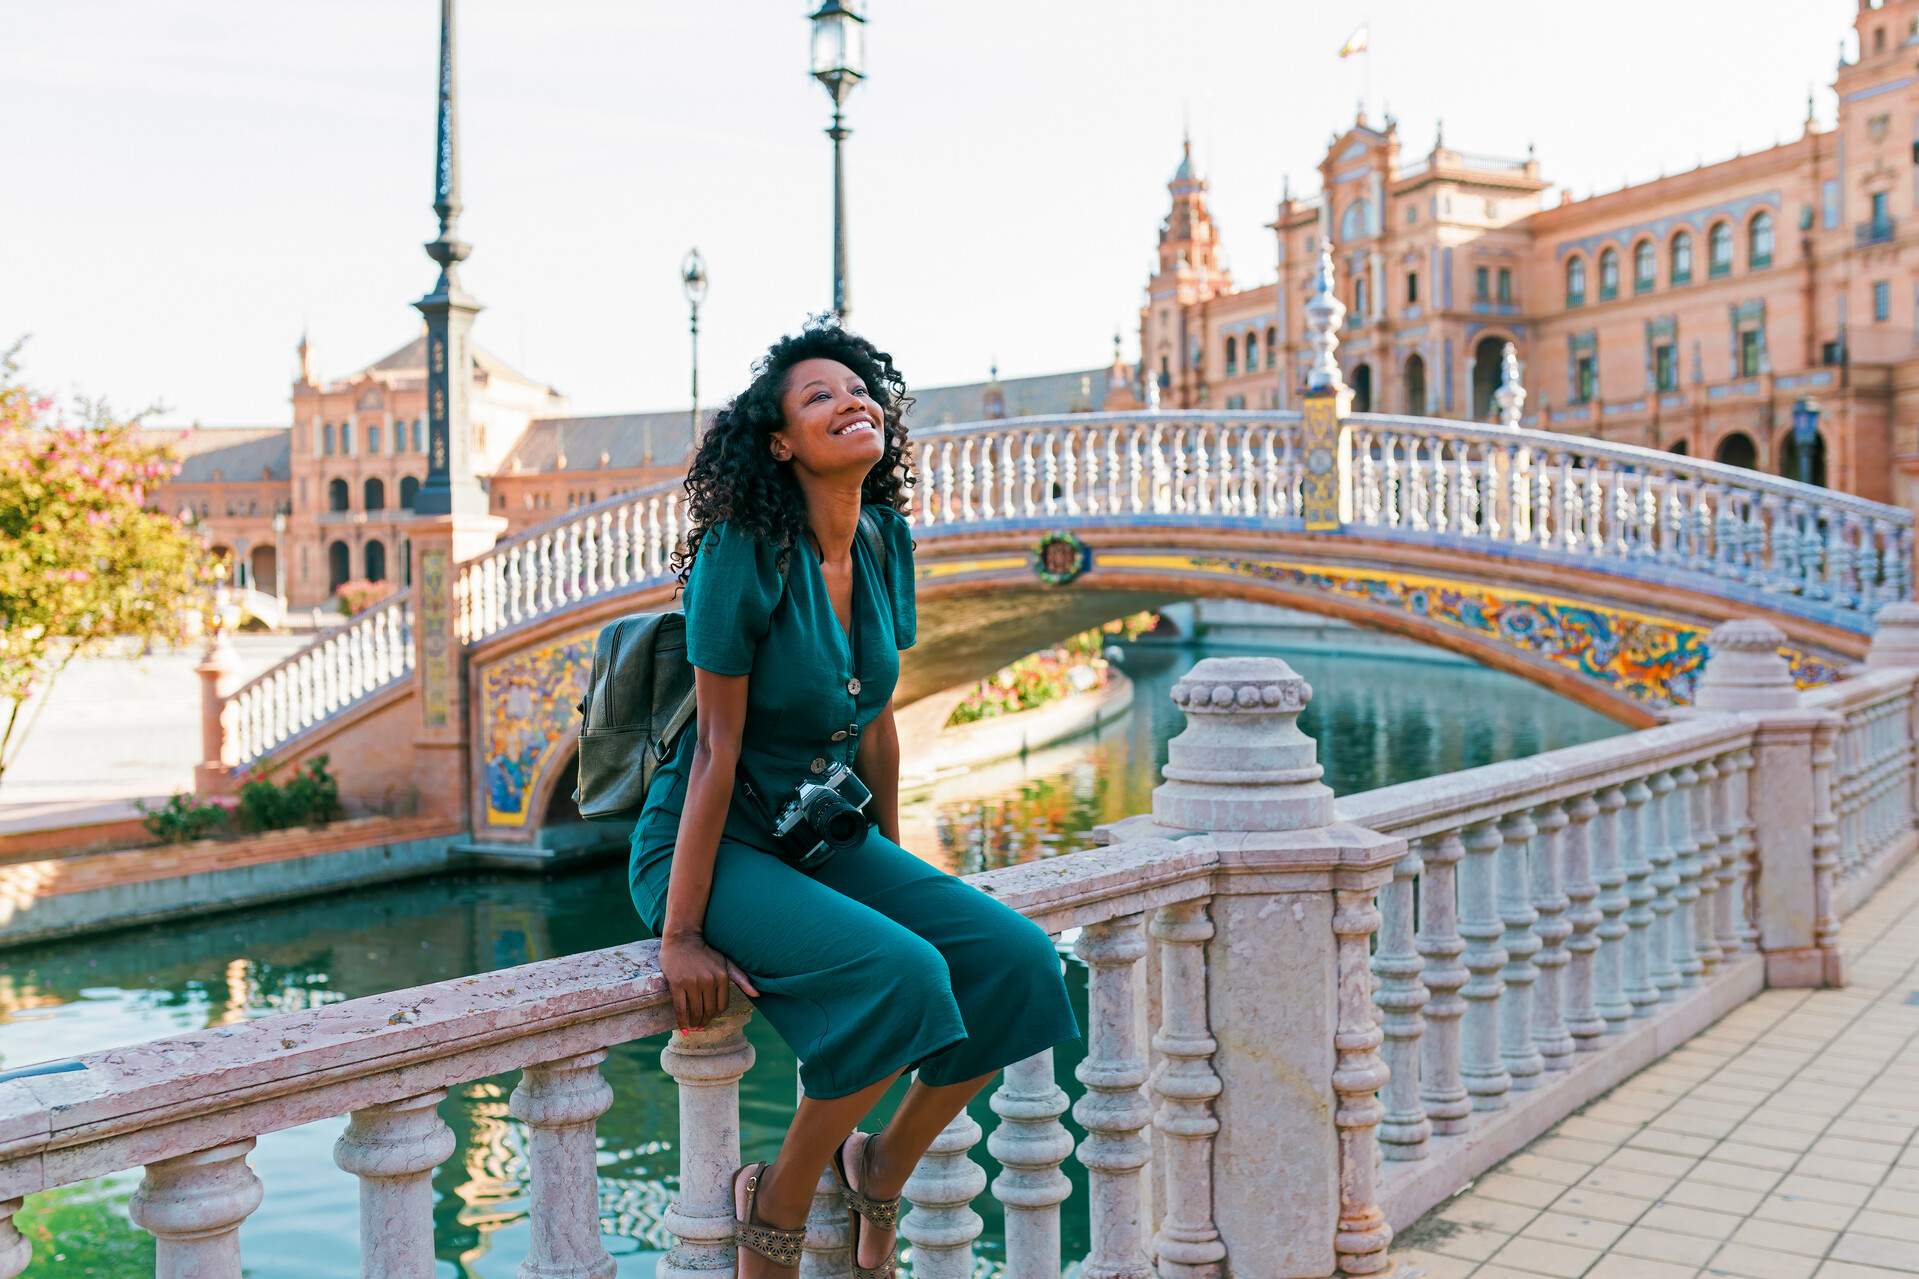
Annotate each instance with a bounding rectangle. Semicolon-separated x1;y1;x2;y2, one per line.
1620;777;1661;1014
511;1051;618;1279
1591;786;1634;1032
1562;793;1605;1049
332;1090;457;1277
1458;819;1511;1109
1417;830;1471;1133
958;437;977;521
1646;769;1683;998
940;440;957;523
1670;762;1706;984
1061;427;1081;515
1150;901;1226;1270
1690;757;1725;975
988;1049;1072;1279
1020;433;1040;518
0;1198;26;1279
130;1140;264;1279
660;1006;755;1278
1072;916;1153;1279
1811;719;1843;972
1375;843;1431;1158
1529;802;1574;1071
1496;810;1544;1089
1334;882;1395;1276
1001;434;1018;518
1711;750;1744;958
900;1096;985;1279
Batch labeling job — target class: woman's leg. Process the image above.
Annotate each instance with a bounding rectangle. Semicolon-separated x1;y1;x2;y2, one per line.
838;1070;997;1270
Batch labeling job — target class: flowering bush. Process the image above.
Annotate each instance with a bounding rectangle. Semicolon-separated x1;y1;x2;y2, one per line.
334;578;397;617
0;341;215;791
945;611;1158;727
135;791;234;844
236;755;342;831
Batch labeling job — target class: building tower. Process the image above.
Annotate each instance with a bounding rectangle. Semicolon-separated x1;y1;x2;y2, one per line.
1141;135;1232;409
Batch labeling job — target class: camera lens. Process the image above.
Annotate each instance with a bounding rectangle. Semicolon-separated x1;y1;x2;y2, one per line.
801;789;868;851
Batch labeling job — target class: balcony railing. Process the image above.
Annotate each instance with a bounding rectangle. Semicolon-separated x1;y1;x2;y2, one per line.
1856;218;1896;246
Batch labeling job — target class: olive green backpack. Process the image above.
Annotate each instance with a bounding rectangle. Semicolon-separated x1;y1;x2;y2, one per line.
572;510;887;822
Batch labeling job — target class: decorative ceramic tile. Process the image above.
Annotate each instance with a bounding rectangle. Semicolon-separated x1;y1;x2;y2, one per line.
477;625;596;827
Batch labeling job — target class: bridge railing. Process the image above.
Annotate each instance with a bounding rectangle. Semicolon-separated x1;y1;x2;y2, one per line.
22;620;1919;1276
456;480;685;644
1345;413;1913;622
223;591;415;769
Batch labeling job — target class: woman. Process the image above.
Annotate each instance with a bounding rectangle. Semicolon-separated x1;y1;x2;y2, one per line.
628;321;1081;1277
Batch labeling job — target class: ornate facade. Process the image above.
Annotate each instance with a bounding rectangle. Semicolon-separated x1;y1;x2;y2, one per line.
1147;0;1919;505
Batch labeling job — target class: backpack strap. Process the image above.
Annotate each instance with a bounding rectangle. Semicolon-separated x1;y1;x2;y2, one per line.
652;510;890;762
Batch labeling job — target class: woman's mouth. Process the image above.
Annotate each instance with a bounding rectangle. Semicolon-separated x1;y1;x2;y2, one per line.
831;420;876;437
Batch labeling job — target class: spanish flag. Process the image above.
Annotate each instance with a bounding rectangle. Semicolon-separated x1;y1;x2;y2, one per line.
1338;23;1369;57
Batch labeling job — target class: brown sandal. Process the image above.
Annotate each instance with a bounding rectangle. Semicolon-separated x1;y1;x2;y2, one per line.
734;1162;806;1272
831;1132;901;1279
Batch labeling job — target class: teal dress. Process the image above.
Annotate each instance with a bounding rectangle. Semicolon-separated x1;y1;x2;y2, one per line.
629;503;1081;1099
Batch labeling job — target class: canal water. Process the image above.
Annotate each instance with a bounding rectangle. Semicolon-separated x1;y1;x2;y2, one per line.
1;641;1619;1276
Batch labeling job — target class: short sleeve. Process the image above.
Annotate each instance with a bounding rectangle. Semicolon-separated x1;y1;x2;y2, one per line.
682;519;782;675
866;504;917;650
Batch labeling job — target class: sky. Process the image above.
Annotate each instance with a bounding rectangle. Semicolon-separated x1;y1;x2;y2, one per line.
3;0;1858;428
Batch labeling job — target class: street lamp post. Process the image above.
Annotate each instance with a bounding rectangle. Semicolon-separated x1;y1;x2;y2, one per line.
271;510;287;608
681;247;708;446
809;0;866;320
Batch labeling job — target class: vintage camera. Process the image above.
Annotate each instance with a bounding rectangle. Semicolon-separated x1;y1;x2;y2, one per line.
771;763;872;868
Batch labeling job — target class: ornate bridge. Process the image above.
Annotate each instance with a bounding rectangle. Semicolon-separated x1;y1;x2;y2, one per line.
201;392;1913;853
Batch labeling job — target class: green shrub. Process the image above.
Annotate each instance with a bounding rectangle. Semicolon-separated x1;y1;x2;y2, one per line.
134;792;231;844
236;755;342;831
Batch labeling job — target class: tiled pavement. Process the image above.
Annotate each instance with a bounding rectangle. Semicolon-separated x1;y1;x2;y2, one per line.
1389;851;1919;1279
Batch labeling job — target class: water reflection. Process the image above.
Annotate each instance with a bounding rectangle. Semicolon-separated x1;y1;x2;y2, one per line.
1;641;1618;1276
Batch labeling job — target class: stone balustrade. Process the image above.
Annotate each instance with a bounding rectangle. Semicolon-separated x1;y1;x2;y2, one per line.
222;591;416;770
458;482;686;645
52;616;1919;1278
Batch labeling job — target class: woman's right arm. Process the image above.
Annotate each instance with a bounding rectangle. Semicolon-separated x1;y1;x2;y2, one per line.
658;665;760;1031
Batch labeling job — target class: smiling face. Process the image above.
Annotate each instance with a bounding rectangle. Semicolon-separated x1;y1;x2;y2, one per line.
768;357;886;478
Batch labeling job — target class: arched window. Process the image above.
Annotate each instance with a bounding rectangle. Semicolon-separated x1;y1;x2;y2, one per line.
364;539;387;583
1350;363;1373;413
1748;212;1774;269
1265;326;1277;367
341;421;355;456
1404;353;1428;414
1633;240;1656;292
1708;221;1733;277
1225;335;1238;377
322;423;335;456
399;475;421;510
1244;331;1259;372
1671;231;1694;285
364;477;385;511
1566;256;1587;306
327;540;351;592
1406;270;1420;305
1714;431;1758;470
1598;247;1619;300
1340;198;1374;242
327;478;349;512
1497;268;1513;303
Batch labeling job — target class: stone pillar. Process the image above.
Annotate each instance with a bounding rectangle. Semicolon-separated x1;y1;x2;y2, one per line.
0;1199;27;1279
509;1052;617;1279
408;511;506;825
332;1090;457;1277
1153;656;1403;1277
193;595;243;797
659;1005;755;1278
1692;618;1842;987
129;1140;265;1279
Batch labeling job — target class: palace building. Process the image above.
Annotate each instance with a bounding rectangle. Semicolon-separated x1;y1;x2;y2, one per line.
1152;0;1919;505
152;0;1919;606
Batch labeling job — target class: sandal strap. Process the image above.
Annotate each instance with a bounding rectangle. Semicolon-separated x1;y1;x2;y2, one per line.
834;1134;903;1228
854;1262;898;1279
736;1163;807;1268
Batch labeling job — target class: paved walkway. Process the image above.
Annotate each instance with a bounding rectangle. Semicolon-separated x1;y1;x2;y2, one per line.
1391;852;1919;1279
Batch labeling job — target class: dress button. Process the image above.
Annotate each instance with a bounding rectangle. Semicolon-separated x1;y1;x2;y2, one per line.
810;757;827;774
830;730;848;742
846;677;862;695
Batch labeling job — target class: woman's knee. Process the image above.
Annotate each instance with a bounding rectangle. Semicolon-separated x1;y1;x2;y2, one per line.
874;929;954;1003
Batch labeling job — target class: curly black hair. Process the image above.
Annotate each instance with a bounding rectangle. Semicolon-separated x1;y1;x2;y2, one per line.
673;317;916;583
